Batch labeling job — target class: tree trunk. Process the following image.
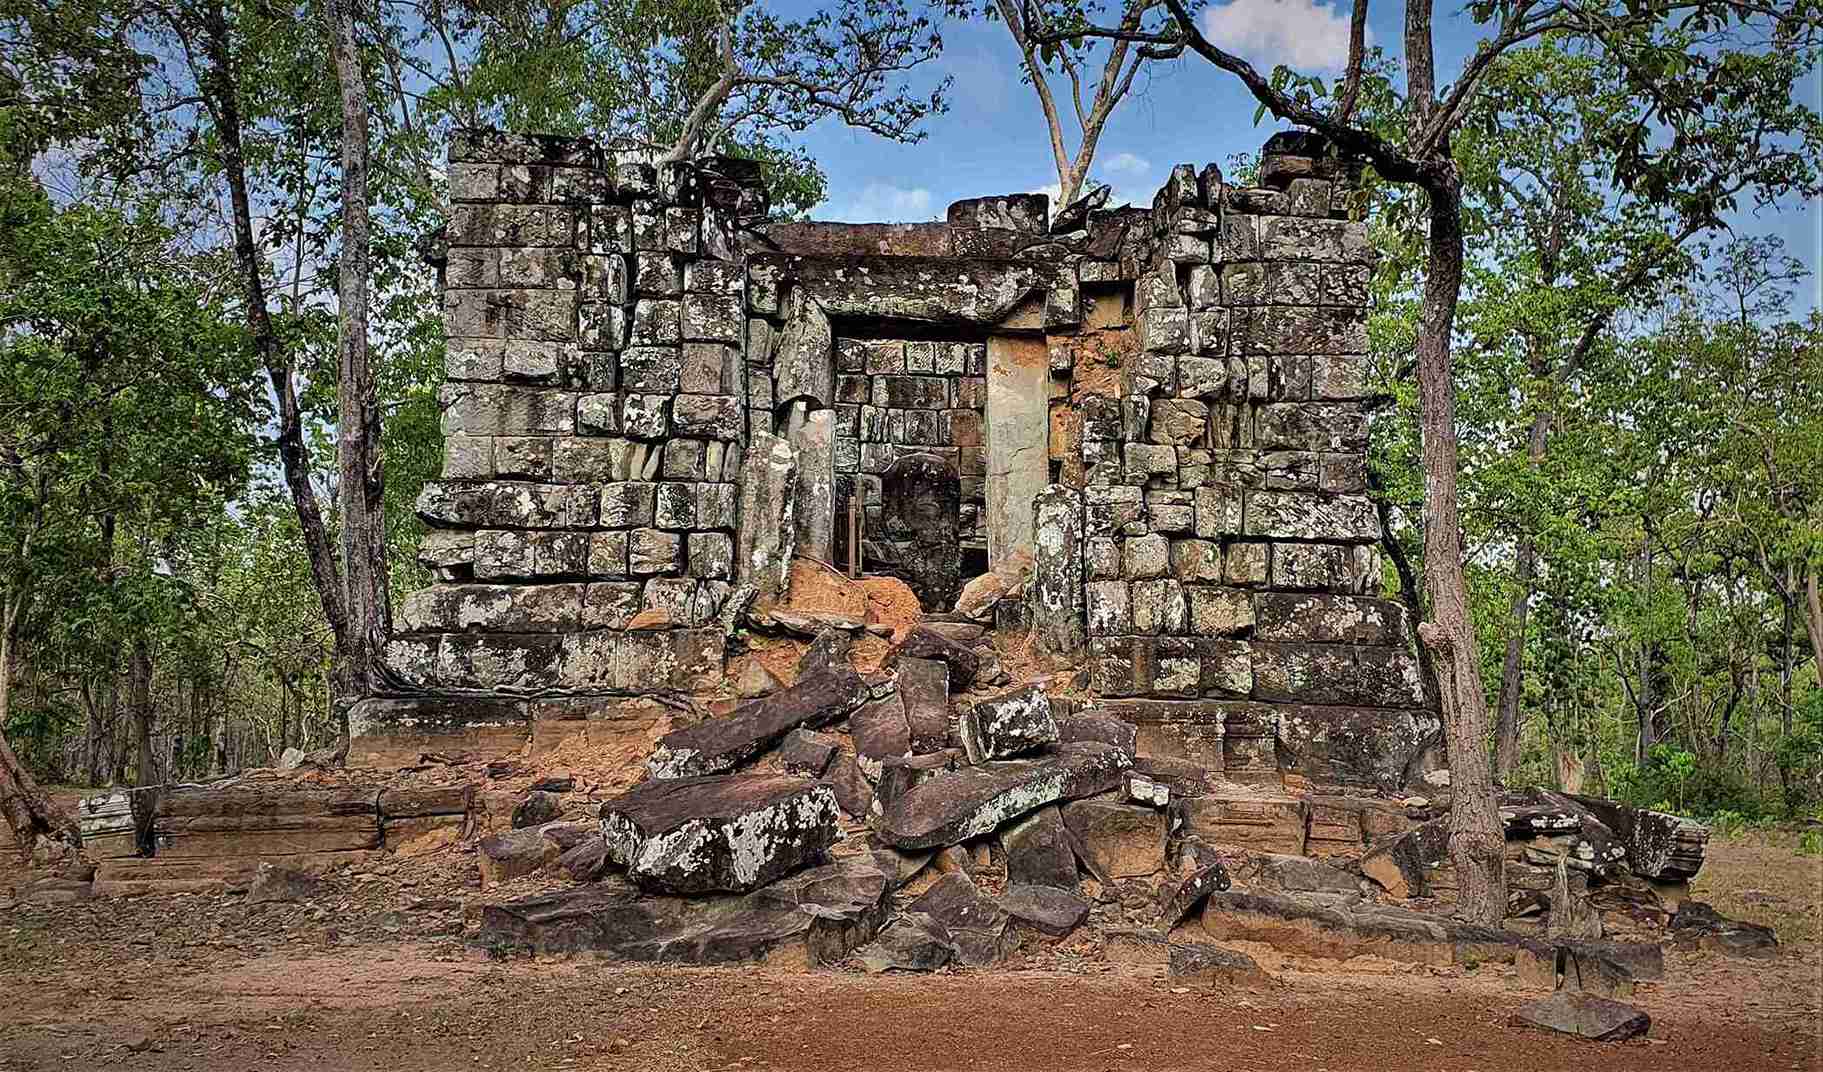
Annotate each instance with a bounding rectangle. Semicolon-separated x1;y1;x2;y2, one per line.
1412;172;1506;926
1493;406;1552;780
0;598;75;855
324;0;391;721
198;1;353;703
130;634;155;787
1804;567;1823;691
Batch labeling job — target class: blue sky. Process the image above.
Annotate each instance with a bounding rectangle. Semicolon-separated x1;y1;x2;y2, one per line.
793;2;1822;310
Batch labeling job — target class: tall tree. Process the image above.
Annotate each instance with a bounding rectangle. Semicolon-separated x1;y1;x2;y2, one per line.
321;0;391;715
973;0;1163;207
1045;0;1823;922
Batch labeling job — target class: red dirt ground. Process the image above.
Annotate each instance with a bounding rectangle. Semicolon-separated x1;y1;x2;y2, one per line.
1;900;1816;1072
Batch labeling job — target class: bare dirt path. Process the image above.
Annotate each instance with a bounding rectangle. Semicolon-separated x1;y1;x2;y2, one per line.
2;936;1817;1072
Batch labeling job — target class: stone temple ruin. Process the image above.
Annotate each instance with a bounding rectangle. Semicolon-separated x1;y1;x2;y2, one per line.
81;127;1730;988
375;127;1435;792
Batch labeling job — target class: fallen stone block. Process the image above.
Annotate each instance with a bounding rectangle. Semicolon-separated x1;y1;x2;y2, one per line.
778;728;842;777
857;911;958;973
1126;772;1170;807
909;872;1017;967
1160;861;1233;929
821;752;874;819
1001;806;1079;889
480;856;890;966
1567;794;1708;881
512;790;564;828
1055;712;1138;755
1168;943;1268;986
558;835;611;882
1669;900;1778;958
648;664;867;778
888;626;979;688
876;749;963;809
1001;883;1089;937
600;774;838;894
478;822;572;888
876;742;1133;849
896;656;955;754
958;684;1059;763
1062;799;1166;880
1511;992;1650;1042
850;693;912;772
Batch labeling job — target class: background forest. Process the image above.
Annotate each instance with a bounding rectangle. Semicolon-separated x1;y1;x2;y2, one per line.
1;0;1818;832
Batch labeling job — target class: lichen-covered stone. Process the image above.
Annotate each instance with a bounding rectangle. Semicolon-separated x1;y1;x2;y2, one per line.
599;774;838;894
876;742;1133;850
958;684;1058;763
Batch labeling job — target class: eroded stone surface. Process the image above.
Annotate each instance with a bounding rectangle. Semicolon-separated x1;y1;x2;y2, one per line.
600;774;838;894
480;855;889;964
877;742;1133;850
958;684;1058;763
648;665;867;778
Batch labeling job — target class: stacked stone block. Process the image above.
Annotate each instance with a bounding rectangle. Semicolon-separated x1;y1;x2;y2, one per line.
1051;135;1435;786
391;132;757;694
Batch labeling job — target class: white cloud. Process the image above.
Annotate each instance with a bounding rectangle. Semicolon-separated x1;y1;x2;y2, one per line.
1200;0;1357;72
822;183;936;223
1103;152;1150;178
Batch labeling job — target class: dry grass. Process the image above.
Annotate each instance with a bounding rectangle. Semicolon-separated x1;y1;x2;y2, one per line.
1691;828;1823;946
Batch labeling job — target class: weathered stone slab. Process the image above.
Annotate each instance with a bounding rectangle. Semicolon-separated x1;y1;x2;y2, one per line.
1055;712;1138;755
850;693;912;772
790;409;836;564
876;742;1132;849
774;293;834;407
857;911;958;973
348;696;529;768
1000;805;1079;889
888;626;979;688
600;774;838;894
1566;794;1709;881
1031;484;1085;657
1199;890;1526;968
480;855;890;965
908;872;1017;967
1062;800;1166;880
736;433;798;600
1001;883;1090;937
896;656;954;754
1511;992;1651;1043
1171;793;1308;856
778;728;842;777
1160;861;1234;928
986;333;1050;566
648;664;867;778
958;684;1058;763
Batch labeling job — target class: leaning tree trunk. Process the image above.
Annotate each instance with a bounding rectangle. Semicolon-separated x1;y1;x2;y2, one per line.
1412;173;1507;926
323;0;391;721
0;600;76;856
1804;567;1823;691
198;2;353;707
